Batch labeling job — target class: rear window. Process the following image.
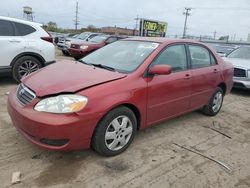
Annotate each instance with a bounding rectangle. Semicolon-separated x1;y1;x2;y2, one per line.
0;19;15;36
14;22;36;36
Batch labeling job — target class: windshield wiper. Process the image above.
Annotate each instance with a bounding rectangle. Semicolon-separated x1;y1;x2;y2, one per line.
90;63;116;72
77;60;89;65
77;60;116;72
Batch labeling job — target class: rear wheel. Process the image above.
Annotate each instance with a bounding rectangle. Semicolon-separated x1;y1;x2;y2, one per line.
92;106;137;156
202;87;224;116
12;56;42;82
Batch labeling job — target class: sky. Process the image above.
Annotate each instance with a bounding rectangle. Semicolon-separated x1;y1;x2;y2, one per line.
1;0;250;40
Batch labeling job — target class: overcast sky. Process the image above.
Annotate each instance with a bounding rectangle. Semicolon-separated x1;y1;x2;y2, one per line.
1;0;250;40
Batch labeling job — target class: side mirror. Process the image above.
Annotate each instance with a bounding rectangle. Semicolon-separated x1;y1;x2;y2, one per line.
149;64;172;75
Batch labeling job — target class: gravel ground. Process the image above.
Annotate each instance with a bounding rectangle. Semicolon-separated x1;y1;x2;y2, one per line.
0;50;250;188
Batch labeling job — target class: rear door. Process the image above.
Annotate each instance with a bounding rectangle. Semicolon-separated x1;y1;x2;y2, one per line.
188;44;221;109
146;44;192;125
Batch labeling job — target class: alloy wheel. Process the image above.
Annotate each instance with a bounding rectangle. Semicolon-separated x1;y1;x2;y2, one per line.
18;60;40;78
212;92;223;112
105;115;133;151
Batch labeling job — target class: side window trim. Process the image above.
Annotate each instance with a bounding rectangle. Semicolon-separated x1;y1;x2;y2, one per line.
209;52;218;66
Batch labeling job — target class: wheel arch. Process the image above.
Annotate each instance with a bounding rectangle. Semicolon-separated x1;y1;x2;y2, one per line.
10;52;46;67
90;102;142;149
217;82;227;95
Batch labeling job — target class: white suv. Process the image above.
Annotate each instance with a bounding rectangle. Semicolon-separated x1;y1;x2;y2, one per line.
0;16;55;82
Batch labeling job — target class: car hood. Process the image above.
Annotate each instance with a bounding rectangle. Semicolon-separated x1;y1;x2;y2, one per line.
224;58;250;69
22;60;127;97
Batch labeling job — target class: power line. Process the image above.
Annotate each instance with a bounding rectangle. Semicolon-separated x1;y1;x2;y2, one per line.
73;1;79;30
182;7;192;38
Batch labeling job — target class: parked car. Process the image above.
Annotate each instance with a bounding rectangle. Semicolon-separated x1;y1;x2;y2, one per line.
206;43;237;57
57;32;100;56
57;34;79;56
224;46;250;90
55;33;75;45
0;16;55;82
69;35;125;60
8;38;233;156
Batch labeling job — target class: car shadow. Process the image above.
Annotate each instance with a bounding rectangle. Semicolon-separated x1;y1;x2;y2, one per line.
0;75;17;86
231;88;250;96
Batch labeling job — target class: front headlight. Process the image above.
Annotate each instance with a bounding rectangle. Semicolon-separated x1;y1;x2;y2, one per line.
34;95;88;114
80;45;88;50
65;41;71;47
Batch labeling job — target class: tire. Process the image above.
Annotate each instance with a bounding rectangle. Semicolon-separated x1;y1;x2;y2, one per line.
74;57;80;61
202;87;224;116
62;50;69;56
12;56;42;83
92;106;137;156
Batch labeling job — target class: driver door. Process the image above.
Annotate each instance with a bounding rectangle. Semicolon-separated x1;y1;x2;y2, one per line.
146;44;192;125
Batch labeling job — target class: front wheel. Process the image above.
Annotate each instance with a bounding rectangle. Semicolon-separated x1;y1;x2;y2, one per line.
202;87;224;116
92;106;137;156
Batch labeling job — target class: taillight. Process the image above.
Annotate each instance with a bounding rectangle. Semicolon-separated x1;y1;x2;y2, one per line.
41;36;53;43
41;30;54;43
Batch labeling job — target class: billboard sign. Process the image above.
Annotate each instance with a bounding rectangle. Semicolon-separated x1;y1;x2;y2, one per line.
139;19;167;37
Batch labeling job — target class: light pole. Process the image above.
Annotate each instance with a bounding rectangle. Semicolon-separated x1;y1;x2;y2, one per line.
183;7;192;38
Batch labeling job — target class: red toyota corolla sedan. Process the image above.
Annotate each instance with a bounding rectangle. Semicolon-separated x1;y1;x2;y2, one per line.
7;38;234;156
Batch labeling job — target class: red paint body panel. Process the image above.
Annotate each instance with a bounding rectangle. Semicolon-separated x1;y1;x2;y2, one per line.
22;60;126;97
7;38;234;151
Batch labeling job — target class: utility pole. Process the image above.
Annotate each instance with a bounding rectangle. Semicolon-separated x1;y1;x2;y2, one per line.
213;31;217;40
73;1;79;31
182;7;192;38
134;15;139;36
233;33;236;41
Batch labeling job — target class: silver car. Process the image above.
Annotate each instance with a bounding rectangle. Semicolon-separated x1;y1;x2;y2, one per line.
225;46;250;90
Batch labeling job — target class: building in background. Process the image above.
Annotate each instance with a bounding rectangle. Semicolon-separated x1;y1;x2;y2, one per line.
101;27;138;36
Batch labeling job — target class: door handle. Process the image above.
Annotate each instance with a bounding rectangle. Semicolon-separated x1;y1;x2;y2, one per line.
184;74;192;79
9;40;21;43
213;69;218;73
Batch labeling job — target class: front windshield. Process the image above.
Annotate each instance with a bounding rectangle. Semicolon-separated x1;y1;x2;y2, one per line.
227;47;250;59
77;32;91;40
89;35;109;43
81;41;159;73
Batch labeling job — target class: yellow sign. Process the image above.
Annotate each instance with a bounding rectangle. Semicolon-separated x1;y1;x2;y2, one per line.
143;20;167;33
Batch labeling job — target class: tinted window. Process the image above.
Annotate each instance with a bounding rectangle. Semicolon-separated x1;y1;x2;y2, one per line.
189;45;211;68
152;45;187;72
106;37;117;44
0;20;15;36
14;22;36;36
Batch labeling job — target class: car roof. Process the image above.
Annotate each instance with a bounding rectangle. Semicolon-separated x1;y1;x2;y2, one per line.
0;16;42;27
123;37;204;45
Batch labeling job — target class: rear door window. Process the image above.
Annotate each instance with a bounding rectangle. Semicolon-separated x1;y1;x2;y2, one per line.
189;45;211;68
14;22;36;36
0;20;15;36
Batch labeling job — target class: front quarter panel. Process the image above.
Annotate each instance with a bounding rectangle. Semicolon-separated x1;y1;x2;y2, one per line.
76;75;147;136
